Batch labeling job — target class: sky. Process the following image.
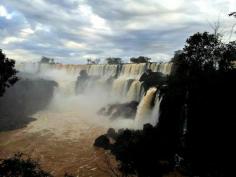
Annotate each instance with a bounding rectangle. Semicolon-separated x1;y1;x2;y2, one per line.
0;0;236;64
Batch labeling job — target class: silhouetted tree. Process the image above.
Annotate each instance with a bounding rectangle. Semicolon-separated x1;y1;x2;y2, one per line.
130;56;151;63
174;32;235;74
106;57;122;64
40;56;55;64
228;12;236;41
95;32;236;177
89;58;101;64
159;32;236;176
229;12;236;17
87;58;91;64
171;50;183;63
0;153;53;177
0;153;76;177
0;49;18;96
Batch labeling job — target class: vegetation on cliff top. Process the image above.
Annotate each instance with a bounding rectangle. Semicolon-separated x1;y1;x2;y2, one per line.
94;31;236;177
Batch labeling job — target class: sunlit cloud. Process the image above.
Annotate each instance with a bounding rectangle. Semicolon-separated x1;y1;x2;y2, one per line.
2;36;25;44
0;5;12;19
64;41;87;49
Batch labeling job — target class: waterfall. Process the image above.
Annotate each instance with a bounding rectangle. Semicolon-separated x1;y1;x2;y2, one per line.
87;64;118;78
112;78;129;97
16;62;172;129
120;63;147;77
150;93;162;126
135;87;157;127
127;80;142;102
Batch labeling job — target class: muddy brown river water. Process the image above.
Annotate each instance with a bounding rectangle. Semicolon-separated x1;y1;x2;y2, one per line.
0;110;119;177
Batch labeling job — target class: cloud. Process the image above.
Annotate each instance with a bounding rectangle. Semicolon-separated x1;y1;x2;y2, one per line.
0;0;236;63
0;5;13;19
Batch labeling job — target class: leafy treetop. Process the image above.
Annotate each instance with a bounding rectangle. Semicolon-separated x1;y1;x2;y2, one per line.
173;32;236;76
106;57;122;64
130;56;151;63
0;49;18;96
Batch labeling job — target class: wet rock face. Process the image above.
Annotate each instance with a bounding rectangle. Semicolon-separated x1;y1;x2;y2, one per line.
98;101;139;120
75;70;89;94
93;135;110;149
139;70;166;91
75;69;110;94
107;128;117;140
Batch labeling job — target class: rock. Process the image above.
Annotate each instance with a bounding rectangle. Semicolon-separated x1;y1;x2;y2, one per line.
98;101;139;120
94;135;110;149
107;128;117;139
139;70;166;92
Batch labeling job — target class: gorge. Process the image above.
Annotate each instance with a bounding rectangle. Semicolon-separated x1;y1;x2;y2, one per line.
17;62;172;128
0;62;172;177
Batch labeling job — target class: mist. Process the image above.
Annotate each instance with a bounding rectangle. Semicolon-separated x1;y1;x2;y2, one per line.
4;62;171;134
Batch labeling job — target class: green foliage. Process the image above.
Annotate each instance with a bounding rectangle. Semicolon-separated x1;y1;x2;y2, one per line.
0;153;53;177
106;57;122;64
159;32;236;176
0;153;76;177
174;32;236;75
0;49;18;96
130;56;151;63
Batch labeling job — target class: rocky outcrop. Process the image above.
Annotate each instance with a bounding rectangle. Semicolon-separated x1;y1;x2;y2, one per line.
98;101;139;120
139;69;167;92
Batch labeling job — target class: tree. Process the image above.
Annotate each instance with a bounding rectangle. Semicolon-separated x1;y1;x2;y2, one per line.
175;32;235;74
106;57;122;65
87;58;91;64
87;58;101;64
0;49;18;96
229;12;236;41
0;153;75;177
40;56;55;64
171;50;183;63
130;56;151;63
95;32;236;177
0;153;53;177
94;58;101;64
229;12;236;17
91;59;101;64
159;32;236;176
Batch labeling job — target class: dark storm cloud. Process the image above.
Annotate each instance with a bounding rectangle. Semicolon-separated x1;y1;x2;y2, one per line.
0;0;235;63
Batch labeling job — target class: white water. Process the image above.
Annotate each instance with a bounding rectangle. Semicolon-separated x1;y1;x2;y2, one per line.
150;94;162;126
135;87;157;128
16;62;172;129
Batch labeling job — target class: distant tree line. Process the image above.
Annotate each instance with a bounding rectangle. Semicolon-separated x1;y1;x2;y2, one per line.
104;56;152;65
130;56;151;63
87;58;100;64
39;56;55;64
105;57;123;64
